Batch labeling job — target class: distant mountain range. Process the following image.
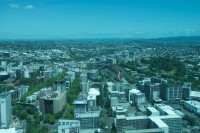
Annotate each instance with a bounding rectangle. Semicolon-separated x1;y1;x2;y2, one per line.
145;36;200;42
1;36;200;42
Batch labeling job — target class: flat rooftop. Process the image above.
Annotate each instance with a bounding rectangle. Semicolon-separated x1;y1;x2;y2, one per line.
124;128;164;133
147;107;159;113
185;100;200;108
73;99;87;105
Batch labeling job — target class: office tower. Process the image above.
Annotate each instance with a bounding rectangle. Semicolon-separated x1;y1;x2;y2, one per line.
39;91;66;114
80;81;89;95
160;83;182;101
144;83;160;103
129;89;145;106
0;92;12;128
182;82;191;100
80;72;87;82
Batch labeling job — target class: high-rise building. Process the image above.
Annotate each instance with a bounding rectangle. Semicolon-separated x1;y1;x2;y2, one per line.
39;90;66;114
182;82;191;100
80;72;87;82
87;70;99;81
21;68;30;78
43;70;53;80
129;89;145;106
160;83;182;101
0;92;12;128
80;81;89;95
144;83;160;103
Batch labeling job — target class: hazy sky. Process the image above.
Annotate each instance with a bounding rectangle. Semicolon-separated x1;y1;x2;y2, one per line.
1;0;200;39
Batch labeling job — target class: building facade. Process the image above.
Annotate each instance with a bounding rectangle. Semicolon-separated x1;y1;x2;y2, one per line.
0;92;12;128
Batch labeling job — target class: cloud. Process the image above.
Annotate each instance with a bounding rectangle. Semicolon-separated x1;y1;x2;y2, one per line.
9;3;20;9
24;5;34;10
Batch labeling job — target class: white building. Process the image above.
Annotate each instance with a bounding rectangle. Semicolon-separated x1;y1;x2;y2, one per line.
129;89;145;106
190;91;200;101
87;95;96;111
146;107;160;116
184;100;200;116
0;92;12;128
22;69;30;78
58;119;80;133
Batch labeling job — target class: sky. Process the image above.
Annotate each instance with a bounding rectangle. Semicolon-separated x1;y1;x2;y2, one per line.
0;0;200;39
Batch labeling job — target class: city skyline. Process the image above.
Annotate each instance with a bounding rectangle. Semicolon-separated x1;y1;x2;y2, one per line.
1;0;200;39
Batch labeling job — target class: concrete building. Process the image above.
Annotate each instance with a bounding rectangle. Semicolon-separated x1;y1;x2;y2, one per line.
39;90;66;114
58;119;80;133
86;61;97;70
21;68;30;78
53;79;66;91
112;106;127;116
80;81;90;95
154;104;182;133
36;76;44;84
147;107;160;116
0;71;9;81
106;57;117;65
87;70;99;81
43;70;53;80
73;99;87;114
184;100;200;116
80;72;87;82
66;71;76;82
144;83;160;103
87;95;96;111
182;82;191;100
129;89;145;106
151;77;167;84
160;83;182;101
17;85;29;99
115;115;169;133
0;92;12;128
190;91;200;101
110;91;125;100
75;112;100;129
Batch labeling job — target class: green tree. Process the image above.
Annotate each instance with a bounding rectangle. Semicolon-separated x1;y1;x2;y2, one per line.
39;126;49;133
18;111;28;120
43;114;56;125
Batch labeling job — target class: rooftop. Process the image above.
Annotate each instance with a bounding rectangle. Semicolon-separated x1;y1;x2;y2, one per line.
147;107;159;113
129;89;141;94
149;117;168;128
0;91;10;98
73;99;87;105
185;100;200;109
191;91;200;98
75;112;99;118
88;88;100;96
